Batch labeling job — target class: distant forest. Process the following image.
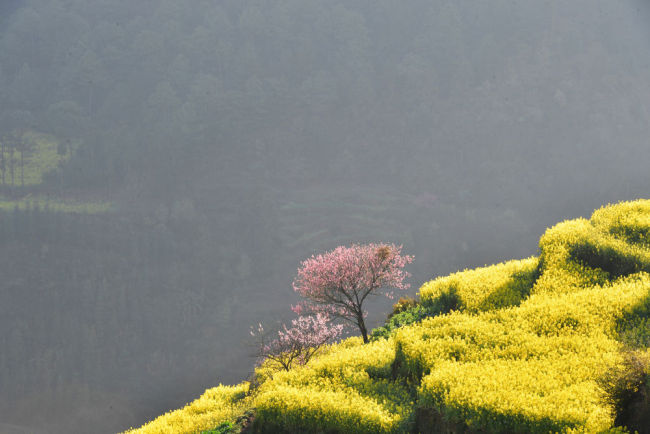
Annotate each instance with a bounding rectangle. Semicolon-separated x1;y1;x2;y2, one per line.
1;1;649;432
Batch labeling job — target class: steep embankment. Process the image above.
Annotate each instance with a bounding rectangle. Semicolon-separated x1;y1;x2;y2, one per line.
127;199;650;433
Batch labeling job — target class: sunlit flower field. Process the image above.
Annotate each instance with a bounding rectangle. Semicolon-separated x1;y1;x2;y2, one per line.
127;199;650;433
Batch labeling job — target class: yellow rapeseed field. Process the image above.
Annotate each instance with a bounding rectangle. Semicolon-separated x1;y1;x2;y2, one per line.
124;383;250;433
127;199;650;433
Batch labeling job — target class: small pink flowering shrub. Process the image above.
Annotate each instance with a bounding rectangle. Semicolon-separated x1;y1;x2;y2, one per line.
254;314;343;372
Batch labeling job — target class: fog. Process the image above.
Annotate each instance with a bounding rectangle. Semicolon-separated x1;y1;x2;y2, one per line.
0;1;649;432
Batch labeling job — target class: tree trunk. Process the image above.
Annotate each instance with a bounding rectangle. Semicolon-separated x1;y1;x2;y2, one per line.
1;139;5;186
20;144;24;187
357;313;369;343
10;144;14;195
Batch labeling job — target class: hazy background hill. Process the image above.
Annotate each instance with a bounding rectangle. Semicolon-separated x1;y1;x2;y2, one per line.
0;1;649;432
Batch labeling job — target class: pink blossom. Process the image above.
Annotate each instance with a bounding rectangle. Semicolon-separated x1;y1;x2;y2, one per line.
292;243;413;343
254;314;343;371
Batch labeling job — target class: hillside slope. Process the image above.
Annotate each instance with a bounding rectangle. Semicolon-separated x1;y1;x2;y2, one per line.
127;199;650;433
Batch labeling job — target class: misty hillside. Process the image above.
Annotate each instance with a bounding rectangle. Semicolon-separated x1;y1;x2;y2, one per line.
1;1;649;433
129;200;650;433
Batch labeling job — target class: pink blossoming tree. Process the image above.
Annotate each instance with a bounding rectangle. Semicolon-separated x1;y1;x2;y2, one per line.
252;314;343;371
292;243;413;343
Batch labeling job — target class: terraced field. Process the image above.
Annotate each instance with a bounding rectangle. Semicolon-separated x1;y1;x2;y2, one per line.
129;199;650;433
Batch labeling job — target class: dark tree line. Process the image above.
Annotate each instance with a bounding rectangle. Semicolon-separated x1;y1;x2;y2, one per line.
0;0;647;206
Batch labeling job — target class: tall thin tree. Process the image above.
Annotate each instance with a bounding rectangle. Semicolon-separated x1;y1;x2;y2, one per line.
18;131;25;188
0;135;5;186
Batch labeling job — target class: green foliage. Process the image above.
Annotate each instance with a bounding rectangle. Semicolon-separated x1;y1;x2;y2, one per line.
371;305;432;341
201;421;235;434
389;297;418;318
370;295;460;341
371;286;473;342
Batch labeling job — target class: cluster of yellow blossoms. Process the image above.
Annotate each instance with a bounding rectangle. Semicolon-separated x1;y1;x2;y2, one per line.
127;199;650;433
253;337;414;433
124;383;250;433
419;256;539;312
